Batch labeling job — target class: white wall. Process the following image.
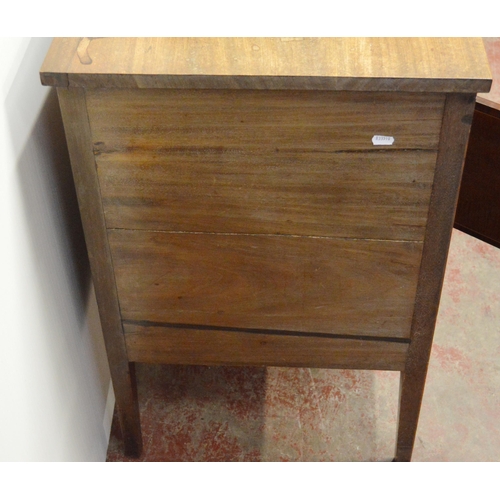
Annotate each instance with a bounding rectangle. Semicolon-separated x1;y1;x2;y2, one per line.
0;38;113;461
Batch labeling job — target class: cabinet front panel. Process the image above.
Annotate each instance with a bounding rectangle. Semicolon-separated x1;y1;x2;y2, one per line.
88;89;443;240
109;230;422;339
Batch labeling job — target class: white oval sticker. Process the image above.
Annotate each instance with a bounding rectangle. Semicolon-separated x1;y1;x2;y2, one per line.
372;135;395;146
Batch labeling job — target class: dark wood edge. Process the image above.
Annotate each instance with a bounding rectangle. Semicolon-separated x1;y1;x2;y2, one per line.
475;99;500;118
122;320;410;344
57;87;142;457
40;73;492;93
395;93;477;461
476;96;500;115
40;72;69;88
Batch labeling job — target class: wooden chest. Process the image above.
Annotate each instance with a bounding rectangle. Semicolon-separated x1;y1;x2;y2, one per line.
40;38;491;461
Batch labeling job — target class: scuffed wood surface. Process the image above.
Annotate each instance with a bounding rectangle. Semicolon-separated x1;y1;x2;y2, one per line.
41;37;492;92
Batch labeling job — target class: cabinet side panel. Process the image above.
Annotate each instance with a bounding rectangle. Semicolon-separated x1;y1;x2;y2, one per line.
57;87;142;457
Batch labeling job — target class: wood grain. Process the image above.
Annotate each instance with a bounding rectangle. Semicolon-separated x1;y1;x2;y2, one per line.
123;323;409;371
88;89;444;151
109;230;423;339
395;93;477;462
44;39;491;461
40;38;492;92
89;89;441;240
57;88;142;457
98;150;437;240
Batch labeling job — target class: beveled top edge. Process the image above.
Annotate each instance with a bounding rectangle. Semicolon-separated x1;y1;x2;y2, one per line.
40;37;492;93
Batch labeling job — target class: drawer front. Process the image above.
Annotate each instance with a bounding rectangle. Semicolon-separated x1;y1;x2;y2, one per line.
109;230;422;339
89;89;443;240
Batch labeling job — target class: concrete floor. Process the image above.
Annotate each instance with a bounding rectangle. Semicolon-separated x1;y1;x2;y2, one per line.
106;229;500;461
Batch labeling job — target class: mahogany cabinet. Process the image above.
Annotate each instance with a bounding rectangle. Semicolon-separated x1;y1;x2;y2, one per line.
40;38;491;461
455;37;500;248
455;104;500;247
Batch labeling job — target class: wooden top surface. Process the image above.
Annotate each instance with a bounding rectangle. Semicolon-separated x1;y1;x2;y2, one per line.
40;37;491;92
477;37;500;110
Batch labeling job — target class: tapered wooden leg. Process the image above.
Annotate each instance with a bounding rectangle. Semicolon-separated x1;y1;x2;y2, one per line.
393;93;477;462
394;360;431;461
57;87;143;457
113;362;143;457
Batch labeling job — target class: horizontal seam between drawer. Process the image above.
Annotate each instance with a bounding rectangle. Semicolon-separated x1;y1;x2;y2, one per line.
273;148;439;154
107;228;423;244
122;320;411;344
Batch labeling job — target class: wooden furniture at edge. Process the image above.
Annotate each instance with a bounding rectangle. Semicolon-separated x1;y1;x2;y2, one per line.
455;38;500;248
40;38;491;461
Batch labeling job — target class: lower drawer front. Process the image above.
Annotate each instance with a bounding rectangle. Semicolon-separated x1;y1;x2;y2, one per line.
123;323;408;371
109;230;422;339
